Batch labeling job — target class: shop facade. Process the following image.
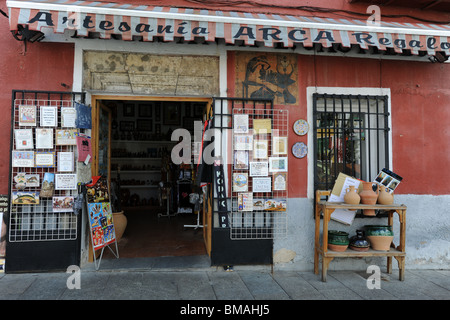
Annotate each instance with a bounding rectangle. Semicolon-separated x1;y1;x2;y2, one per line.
0;0;449;273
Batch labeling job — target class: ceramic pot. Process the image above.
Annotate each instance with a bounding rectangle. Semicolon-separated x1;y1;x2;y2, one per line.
328;230;349;252
359;182;379;216
113;211;127;242
349;230;370;251
378;185;394;205
365;225;394;251
344;185;360;205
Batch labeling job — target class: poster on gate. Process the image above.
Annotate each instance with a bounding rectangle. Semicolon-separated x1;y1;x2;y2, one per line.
88;202;116;251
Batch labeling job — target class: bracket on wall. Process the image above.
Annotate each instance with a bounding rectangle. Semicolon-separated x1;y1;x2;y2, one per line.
11;25;45;54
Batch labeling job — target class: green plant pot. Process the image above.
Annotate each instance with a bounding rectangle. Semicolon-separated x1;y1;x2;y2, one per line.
328;230;349;245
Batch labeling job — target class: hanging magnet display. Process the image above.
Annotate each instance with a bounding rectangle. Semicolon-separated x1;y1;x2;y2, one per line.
292;142;308;158
293;119;309;136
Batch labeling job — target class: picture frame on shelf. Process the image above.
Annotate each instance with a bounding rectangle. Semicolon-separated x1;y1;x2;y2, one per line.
120;121;135;131
123;103;135;117
138;104;153;118
136;119;152;132
163;102;181;125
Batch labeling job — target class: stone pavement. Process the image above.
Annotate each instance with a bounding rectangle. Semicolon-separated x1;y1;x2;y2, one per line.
0;256;448;303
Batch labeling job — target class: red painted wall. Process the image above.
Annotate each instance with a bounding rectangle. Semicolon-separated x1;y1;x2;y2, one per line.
227;52;450;197
0;0;74;194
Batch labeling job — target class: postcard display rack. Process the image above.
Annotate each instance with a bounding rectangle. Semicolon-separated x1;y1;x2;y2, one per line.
231;109;288;240
9;100;82;243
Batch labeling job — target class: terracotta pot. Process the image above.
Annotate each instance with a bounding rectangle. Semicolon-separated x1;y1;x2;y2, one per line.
328;230;349;251
113;211;127;241
344;185;360;205
359;182;379;216
378;185;394;205
365;225;394;251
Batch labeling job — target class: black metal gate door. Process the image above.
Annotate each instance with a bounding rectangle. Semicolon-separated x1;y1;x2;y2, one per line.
209;97;275;266
6;90;86;273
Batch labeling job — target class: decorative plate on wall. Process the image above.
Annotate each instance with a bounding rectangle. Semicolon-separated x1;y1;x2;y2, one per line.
293;119;309;136
292;142;308;158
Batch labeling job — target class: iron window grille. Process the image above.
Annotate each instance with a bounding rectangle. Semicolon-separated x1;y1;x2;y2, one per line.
313;93;390;193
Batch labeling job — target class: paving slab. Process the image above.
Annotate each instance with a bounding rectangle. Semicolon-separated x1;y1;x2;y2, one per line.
206;271;254;300
238;271;290;300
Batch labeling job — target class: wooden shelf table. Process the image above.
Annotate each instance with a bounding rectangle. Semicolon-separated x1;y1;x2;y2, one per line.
314;190;407;282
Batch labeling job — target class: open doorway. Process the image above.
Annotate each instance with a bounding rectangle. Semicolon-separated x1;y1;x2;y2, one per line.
95;97;209;259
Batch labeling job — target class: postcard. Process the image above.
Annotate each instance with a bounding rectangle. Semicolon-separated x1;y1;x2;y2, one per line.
12;151;34;167
35;151;56;168
238;192;253;211
25;174;40;187
253;140;268;159
272;172;287;191
269;157;288;172
253;177;272;193
272;136;288;155
233;172;248;192
253;198;265;211
234;150;249;169
234;135;253;150
249;161;269;177
19;105;36;126
61;107;77;128
55;129;78;145
233;114;249;133
264;199;287;211
40;172;55;197
36;128;54;149
14;129;33;149
55;174;77;190
253;118;272;134
57;151;74;172
52;196;74;212
12;191;39;205
40;106;57;127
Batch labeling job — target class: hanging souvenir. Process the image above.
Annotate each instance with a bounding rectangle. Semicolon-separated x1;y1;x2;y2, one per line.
292;142;308;158
293;119;309;136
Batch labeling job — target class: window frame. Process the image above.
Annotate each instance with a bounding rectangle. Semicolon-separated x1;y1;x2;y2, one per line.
306;87;392;199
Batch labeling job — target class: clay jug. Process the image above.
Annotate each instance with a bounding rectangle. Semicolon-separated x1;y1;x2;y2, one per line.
344;185;360;205
113;211;127;241
378;185;394;205
359;182;379;216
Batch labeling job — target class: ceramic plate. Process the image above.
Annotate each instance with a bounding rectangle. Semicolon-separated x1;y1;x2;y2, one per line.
293;119;309;135
292;142;307;158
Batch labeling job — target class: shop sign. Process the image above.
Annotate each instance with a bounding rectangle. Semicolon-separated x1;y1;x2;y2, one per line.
26;11;450;52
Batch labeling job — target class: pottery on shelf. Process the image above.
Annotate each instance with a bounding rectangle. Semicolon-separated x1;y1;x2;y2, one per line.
113;211;127;242
365;225;394;251
349;230;370;251
344;185;360;205
378;185;394;205
328;230;349;252
359;181;379;216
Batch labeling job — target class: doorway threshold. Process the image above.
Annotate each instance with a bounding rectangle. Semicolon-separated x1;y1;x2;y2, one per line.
82;255;212;272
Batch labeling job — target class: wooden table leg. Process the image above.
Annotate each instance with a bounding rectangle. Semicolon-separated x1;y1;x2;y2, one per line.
395;256;405;281
387;256;392;274
322;257;333;282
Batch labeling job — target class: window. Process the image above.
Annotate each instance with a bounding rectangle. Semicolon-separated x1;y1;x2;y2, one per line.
313;93;390;191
